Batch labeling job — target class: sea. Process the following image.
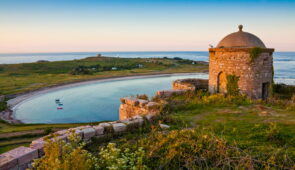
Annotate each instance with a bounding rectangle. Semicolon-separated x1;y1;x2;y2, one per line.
0;51;294;85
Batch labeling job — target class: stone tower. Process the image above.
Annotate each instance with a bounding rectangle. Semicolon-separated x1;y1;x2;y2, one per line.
209;25;274;99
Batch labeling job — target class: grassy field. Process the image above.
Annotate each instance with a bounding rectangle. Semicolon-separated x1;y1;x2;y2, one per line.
0;56;208;95
0;56;208;153
34;92;295;169
85;92;295;169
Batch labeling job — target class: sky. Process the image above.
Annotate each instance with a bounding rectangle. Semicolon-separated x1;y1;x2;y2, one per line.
0;0;295;53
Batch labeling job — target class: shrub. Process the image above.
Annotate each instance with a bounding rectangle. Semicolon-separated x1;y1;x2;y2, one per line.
32;133;97;170
226;74;240;96
273;83;295;99
0;101;7;111
44;127;53;135
120;129;293;169
249;47;262;62
32;133;147;170
97;143;146;170
70;65;93;75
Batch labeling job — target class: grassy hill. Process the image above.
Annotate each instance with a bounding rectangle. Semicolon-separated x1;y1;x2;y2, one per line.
0;56;207;96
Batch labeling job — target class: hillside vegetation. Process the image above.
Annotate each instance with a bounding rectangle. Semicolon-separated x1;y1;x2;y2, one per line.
0;56;207;95
32;88;295;169
0;56;208;153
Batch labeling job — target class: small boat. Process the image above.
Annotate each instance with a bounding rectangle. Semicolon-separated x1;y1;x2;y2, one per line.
58;103;63;106
57;107;63;110
55;99;60;102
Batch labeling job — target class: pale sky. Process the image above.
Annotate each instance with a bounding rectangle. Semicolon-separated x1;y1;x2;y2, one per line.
0;0;295;53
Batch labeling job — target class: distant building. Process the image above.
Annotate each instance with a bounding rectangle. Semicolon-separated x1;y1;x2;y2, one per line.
208;25;274;99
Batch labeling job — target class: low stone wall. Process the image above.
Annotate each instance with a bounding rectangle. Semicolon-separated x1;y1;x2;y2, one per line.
172;78;208;91
119;97;160;120
156;89;188;99
0;114;156;170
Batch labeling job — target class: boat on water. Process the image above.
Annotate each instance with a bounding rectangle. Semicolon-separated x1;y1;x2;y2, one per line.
57;107;63;110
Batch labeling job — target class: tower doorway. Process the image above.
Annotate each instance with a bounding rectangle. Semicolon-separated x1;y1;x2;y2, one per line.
217;72;227;93
262;82;270;100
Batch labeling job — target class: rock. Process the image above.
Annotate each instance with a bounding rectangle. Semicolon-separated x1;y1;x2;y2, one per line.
146;102;159;110
160;124;170;129
145;114;156;121
93;125;104;136
0;154;18;170
113;123;127;134
156;89;187;98
55;129;68;135
173;78;208;91
52;134;68;142
138;99;149;107
31;138;45;145
124;97;140;106
30;142;45;157
99;123;111;128
1;146;38;167
80;127;96;140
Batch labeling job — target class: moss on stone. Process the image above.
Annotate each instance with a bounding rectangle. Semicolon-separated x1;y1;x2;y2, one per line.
249;47;263;62
226;75;240;96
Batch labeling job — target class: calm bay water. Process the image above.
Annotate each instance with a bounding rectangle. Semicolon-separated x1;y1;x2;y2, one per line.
14;74;208;123
6;51;294;123
0;51;294;85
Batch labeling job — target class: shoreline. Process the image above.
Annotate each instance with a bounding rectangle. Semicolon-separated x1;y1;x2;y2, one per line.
3;72;208;124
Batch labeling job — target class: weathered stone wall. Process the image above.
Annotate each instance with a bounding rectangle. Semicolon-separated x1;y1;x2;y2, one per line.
172;78;208;91
119;97;160;120
0;114;156;170
209;48;274;99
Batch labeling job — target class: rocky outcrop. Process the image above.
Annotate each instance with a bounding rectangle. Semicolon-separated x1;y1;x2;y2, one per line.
119;97;160;120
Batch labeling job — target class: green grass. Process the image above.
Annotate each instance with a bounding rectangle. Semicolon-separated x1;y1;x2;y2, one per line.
75;92;294;169
0;56;208;153
155;92;295;165
0;56;208;95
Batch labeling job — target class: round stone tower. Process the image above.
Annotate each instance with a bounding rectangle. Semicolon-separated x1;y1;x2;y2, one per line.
209;25;275;99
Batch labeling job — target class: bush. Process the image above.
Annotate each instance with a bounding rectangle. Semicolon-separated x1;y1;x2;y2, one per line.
226;74;240;96
32;133;147;170
44;127;53;135
32;133;97;170
250;47;262;62
97;143;146;169
0;101;7;111
273;83;295;99
119;129;293;169
70;66;93;75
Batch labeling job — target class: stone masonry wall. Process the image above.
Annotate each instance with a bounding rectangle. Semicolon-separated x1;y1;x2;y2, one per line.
172;78;208;91
209;48;274;99
119;97;160;120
